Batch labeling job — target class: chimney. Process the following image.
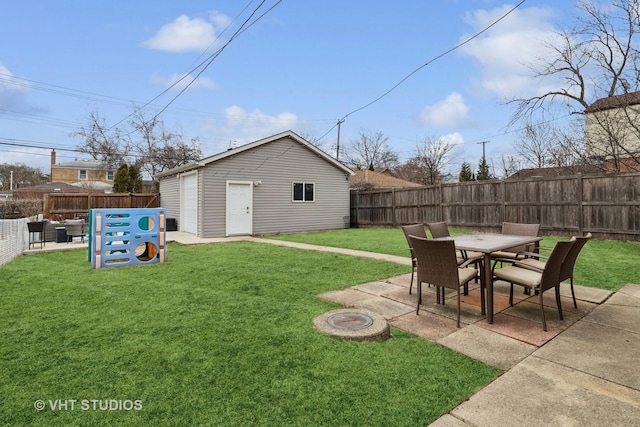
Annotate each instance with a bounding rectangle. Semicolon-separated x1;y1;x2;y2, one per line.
50;149;56;183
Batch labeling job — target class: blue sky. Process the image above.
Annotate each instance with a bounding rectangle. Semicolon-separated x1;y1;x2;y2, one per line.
0;1;579;177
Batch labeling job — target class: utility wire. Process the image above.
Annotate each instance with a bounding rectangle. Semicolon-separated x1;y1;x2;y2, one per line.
110;0;284;132
318;0;528;142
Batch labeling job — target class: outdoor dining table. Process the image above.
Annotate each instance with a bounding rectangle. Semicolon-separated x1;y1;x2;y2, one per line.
434;233;542;324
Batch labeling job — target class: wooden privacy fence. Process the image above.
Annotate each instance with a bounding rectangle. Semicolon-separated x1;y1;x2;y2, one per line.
44;193;160;219
351;172;640;241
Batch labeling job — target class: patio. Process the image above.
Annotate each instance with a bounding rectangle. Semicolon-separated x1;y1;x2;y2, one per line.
318;274;611;371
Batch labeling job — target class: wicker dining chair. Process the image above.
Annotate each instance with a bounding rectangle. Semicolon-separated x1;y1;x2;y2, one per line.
401;223;428;294
515;233;592;308
492;239;575;331
427;221;483;293
410;236;479;327
491;222;541;262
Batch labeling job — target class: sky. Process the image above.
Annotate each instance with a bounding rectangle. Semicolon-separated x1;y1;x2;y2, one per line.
0;0;581;178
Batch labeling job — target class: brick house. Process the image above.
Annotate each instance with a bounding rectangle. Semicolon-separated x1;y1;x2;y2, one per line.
49;150;114;192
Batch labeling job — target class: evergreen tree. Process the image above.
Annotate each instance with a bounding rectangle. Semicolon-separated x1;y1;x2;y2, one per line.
128;165;143;193
459;162;475;182
477;158;492;181
112;163;130;193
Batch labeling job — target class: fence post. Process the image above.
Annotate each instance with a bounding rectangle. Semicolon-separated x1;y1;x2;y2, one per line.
391;188;396;226
577;173;584;235
438;183;443;222
501;180;506;224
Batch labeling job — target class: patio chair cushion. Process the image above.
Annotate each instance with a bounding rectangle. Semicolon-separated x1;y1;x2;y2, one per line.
493;265;542;288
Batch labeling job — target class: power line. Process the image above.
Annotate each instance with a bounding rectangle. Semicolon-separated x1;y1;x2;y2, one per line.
116;0;285;131
317;0;528;142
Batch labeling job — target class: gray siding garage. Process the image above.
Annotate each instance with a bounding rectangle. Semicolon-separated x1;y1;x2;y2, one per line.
157;131;354;238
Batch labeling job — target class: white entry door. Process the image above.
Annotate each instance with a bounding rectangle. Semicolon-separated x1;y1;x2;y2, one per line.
226;181;253;236
181;172;198;234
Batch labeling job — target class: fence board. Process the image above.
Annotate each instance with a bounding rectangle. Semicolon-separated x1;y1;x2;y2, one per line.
44;193;160;219
351;172;640;241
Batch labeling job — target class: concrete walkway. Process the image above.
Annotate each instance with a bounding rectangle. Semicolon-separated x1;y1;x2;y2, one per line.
26;232;640;425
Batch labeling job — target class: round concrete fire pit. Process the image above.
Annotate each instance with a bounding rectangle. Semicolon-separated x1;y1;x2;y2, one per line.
313;308;390;342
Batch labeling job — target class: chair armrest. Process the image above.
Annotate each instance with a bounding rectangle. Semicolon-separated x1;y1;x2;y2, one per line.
516;251;549;260
512;261;544;273
459;258;477;269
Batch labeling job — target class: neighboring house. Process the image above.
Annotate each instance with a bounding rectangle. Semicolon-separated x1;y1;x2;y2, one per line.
50;158;115;192
585;91;640;171
156;130;354;238
508;165;601;180
350;169;422;190
11;182;87;200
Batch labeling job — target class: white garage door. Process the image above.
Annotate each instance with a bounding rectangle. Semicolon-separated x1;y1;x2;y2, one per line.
180;173;198;234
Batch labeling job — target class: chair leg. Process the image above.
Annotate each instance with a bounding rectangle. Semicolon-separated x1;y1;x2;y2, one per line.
539;292;547;331
480;278;486;316
409;264;415;295
478;262;486;315
509;283;514;306
555;286;564;320
456;291;461;328
570;277;577;308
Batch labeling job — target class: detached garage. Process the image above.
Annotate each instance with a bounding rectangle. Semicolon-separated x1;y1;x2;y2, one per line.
156;130;354;238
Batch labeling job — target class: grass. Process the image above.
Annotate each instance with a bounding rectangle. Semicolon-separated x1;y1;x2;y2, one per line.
0;242;499;426
265;227;640;292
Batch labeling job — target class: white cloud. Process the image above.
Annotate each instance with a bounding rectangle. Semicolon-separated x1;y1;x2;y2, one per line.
440;132;464;147
459;5;561;99
198;106;308;153
150;73;217;90
419;92;475;129
143;13;229;52
0;64;33;111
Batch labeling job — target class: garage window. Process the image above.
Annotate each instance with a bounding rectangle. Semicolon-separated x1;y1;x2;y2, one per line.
293;182;314;202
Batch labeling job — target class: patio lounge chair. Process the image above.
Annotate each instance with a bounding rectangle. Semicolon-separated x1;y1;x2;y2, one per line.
65;220;86;243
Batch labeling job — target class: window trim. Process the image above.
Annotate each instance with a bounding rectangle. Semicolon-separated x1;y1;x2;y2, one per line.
79;169;87;180
292;182;315;202
106;170;114;181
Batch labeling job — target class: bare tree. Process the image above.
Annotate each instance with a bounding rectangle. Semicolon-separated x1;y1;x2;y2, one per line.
0;163;47;190
547;118;593;168
497;154;522;179
341;128;398;170
129;110;202;179
516;122;556;168
73;109;130;170
508;0;640;170
411;136;457;185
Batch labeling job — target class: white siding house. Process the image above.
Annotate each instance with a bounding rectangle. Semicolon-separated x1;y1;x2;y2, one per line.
156;131;354;238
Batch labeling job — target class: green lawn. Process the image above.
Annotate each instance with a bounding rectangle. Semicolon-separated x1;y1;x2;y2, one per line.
0;242;499;426
265;227;640;292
